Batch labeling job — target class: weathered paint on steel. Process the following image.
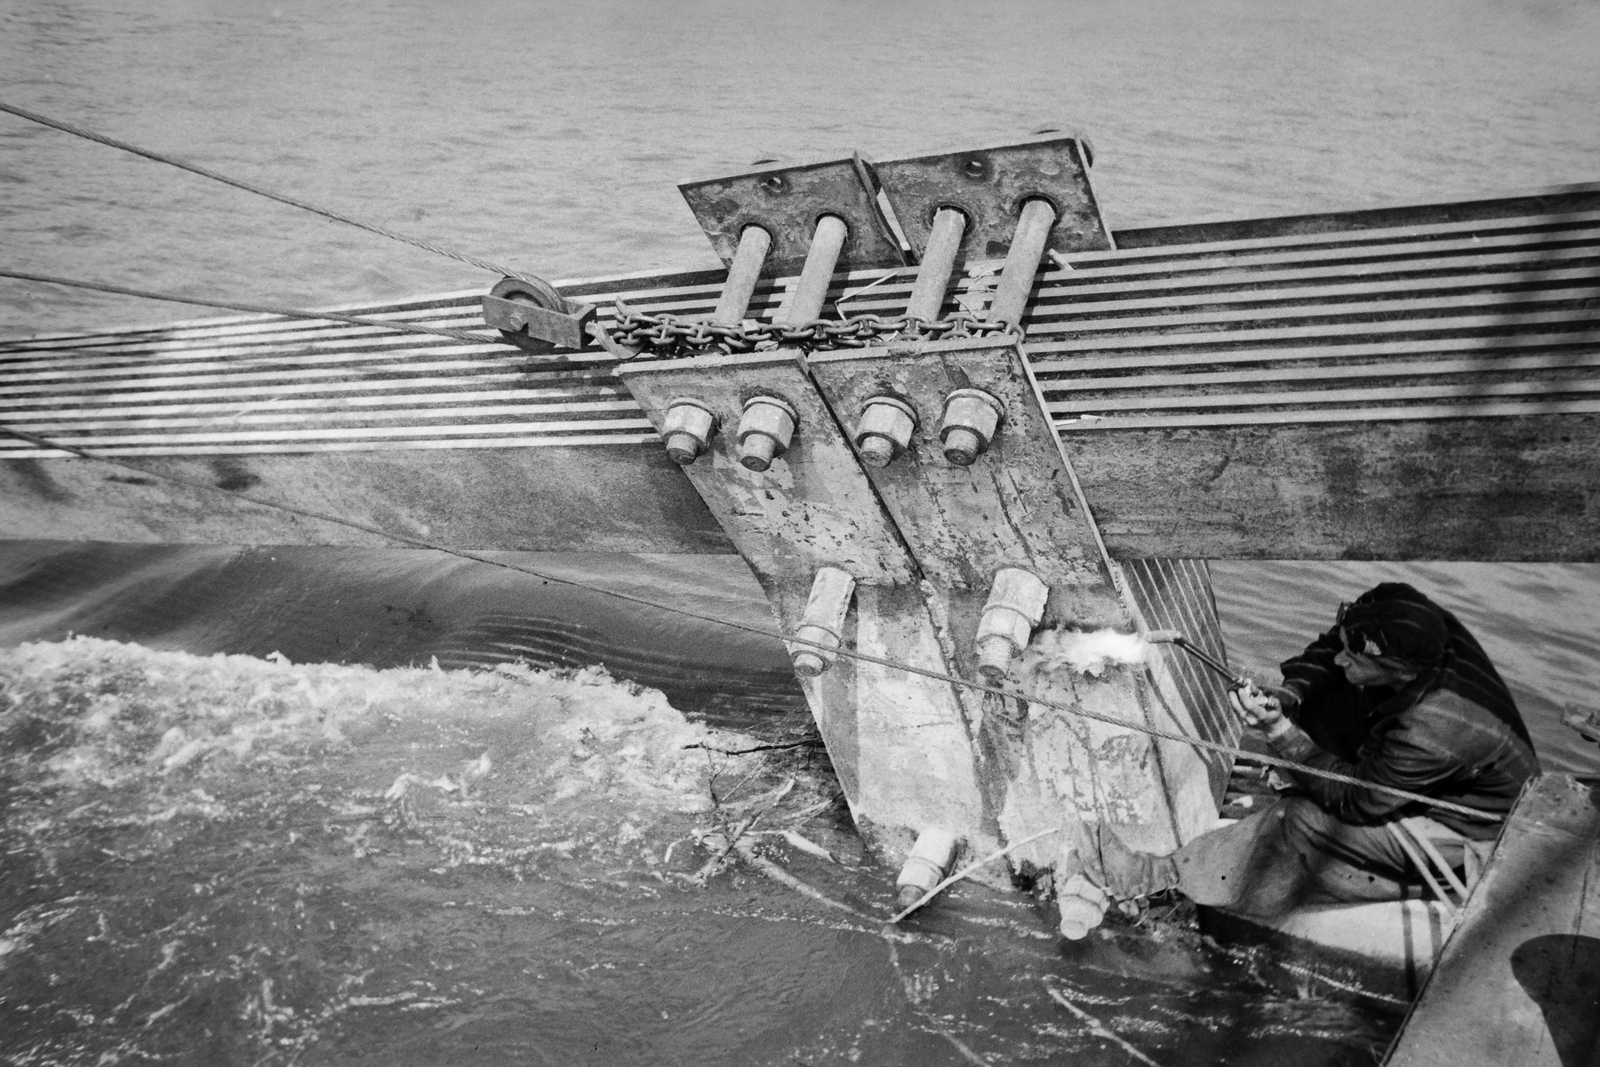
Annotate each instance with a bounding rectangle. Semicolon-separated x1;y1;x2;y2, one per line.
678;157;904;274
614;350;995;862
808;336;1118;621
4;187;1595;561
872;135;1111;260
616;351;914;584
1062;418;1600;562
809;337;1222;856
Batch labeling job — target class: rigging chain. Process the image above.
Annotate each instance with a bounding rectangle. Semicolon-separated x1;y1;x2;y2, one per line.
0;418;1500;825
604;299;1018;360
0;267;1020;360
0;101;568;311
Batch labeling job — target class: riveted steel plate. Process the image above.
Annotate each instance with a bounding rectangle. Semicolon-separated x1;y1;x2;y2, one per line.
679;157;907;274
873;135;1112;260
807;335;1121;624
615;350;915;585
614;350;993;857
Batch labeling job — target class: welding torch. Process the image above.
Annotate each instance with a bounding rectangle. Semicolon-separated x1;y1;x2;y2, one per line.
1142;629;1285;726
1142;629;1245;684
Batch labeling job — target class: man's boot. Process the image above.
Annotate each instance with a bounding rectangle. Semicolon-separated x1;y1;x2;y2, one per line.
1089;823;1181;901
1085;808;1287;912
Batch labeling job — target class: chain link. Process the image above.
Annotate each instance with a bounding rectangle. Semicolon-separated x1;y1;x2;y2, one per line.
604;299;1018;360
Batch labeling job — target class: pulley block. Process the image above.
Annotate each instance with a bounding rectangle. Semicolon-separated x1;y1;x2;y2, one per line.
482;277;597;353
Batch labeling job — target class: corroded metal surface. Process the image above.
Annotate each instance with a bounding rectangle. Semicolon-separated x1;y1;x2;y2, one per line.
809;337;1223;858
614;350;994;862
1060;418;1600;561
616;351;913;584
809;336;1117;621
678;157;905;274
4;188;1596;560
872;135;1111;260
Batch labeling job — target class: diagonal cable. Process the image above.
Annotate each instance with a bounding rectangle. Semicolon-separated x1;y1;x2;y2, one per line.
0;419;1498;823
0;269;498;345
0;100;568;309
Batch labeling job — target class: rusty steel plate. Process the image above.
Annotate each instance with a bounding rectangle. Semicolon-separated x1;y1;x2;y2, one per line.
872;135;1112;260
679;157;907;274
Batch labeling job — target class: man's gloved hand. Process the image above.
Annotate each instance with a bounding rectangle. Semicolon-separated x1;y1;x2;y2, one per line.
1228;681;1295;739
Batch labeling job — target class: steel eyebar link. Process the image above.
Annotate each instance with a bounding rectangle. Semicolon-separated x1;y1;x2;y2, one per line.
780;213;850;326
709;225;775;326
901;206;968;327
987;196;1059;331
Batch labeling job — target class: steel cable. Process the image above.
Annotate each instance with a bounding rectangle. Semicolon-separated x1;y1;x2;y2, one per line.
0;269;496;345
0;101;567;309
0;419;1501;824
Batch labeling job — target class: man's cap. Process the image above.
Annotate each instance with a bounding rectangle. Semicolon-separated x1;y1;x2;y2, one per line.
1337;586;1450;668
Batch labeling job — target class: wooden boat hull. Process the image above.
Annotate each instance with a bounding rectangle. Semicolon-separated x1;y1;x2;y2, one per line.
1201;900;1457;1006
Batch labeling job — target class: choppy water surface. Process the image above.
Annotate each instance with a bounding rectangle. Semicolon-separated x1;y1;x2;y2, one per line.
2;543;1597;1065
2;0;1598;337
2;0;1599;1063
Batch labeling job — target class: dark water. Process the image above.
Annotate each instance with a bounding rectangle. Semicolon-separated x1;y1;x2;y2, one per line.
2;542;1597;1065
2;0;1599;1063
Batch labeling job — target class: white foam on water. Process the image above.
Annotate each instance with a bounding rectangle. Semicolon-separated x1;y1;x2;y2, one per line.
0;636;807;853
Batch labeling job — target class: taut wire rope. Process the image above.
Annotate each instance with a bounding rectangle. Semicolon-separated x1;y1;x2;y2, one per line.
0;417;1498;825
0;269;498;346
0;101;567;310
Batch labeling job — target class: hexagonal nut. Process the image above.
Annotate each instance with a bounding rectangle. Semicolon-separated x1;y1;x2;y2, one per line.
737;395;798;472
854;395;918;468
938;388;1005;466
661;397;718;466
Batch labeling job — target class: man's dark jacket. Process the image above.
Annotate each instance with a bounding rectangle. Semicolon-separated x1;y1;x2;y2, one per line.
1268;583;1539;839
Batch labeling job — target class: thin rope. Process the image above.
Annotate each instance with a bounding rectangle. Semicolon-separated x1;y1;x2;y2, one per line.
890;827;1062;923
0;269;495;346
0;420;1499;824
0;101;567;310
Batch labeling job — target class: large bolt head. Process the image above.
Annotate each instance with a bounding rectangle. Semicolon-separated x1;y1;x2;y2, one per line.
976;633;1019;682
854;395;918;468
661;398;717;466
939;388;1005;465
791;649;829;677
790;621;841;677
737;395;797;473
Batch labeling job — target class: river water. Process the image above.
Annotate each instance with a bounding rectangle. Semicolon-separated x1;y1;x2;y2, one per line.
2;1;1599;1064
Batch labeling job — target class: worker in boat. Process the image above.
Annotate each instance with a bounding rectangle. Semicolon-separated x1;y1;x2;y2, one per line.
1082;582;1539;919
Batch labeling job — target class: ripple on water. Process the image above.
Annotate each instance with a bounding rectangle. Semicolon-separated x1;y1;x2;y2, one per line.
1;637;1411;1065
